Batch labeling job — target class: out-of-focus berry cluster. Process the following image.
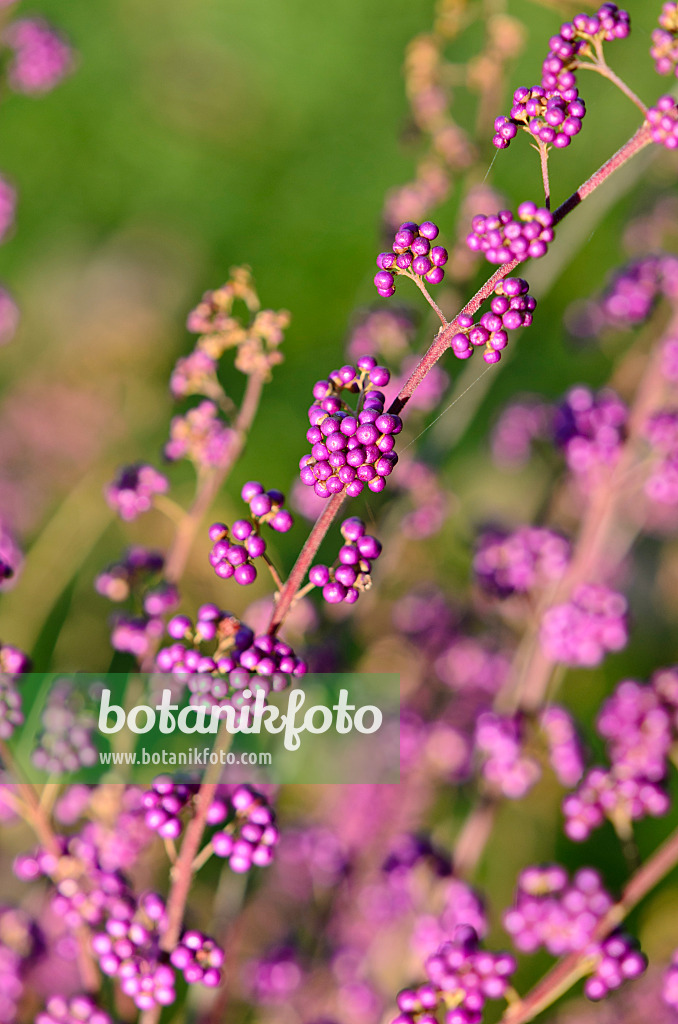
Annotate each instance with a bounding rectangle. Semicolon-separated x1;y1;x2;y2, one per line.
651;2;678;77
563;668;678;839
504;866;646;1000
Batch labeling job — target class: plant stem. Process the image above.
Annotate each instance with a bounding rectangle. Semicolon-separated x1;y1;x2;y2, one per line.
502;824;678;1024
408;271;449;325
267;490;347;633
538;140;550;210
164;372;265;583
576;60;648;116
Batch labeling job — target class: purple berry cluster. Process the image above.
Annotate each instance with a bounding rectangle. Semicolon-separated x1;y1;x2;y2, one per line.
3;18;73;95
554;386;628;484
504;865;613;955
95;547;165;604
141;778;196;840
564;672;677;840
170;930;224;987
309;516;382;605
648;96;678;149
539;706;585;787
414;925;515;1024
165;400;234;468
579;254;678;334
651;3;678;77
212;785;279;872
584;934;647;1001
32;679;97;774
208;481;293;585
541;4;631;94
493;86;585;150
449;278;536;364
474;713;541;799
504;865;645;999
36;995;114;1024
105;464;169;521
473;526;570;597
540;583;628;667
466;204;553;265
375;221;448;296
92;891;179;1010
300;357;401;499
159;604;307;699
0;640;29;674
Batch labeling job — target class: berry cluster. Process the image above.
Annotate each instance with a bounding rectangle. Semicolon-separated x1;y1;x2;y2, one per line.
539;705;585;787
375;220;448;296
309;516;382;604
92;892;178;1010
95;547;165;604
449;278;537;364
651;3;678;77
3;18;73;95
170;930;224;987
474;713;540;799
208;481;293;585
165;400;234;468
105;464;169;522
554;386;628;485
299;357;401;499
493;86;585;150
584;934;648;1001
648;96;678;149
212;786;279;872
421;926;516;1024
504;866;646;999
36;995;114;1024
563;672;677;840
0;640;29;674
540;583;628;667
32;679;97;774
504;865;613;955
141;779;197;840
466;204;553;265
473;526;570;597
541;4;631;94
159;605;307;701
